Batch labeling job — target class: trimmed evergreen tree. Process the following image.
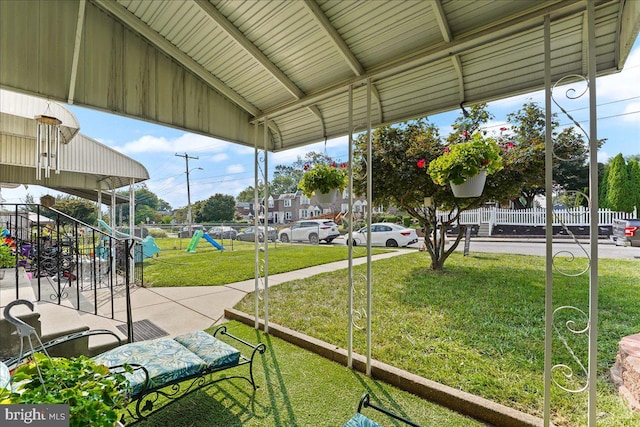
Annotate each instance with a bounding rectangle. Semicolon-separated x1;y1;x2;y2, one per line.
605;154;634;213
628;159;640;214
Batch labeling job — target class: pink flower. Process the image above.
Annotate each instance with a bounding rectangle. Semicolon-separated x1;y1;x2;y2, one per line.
416;158;426;169
443;146;451;153
303;164;310;171
462;130;469;139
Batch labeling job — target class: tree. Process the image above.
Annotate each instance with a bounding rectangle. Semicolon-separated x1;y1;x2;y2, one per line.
53;197;98;225
605;154;634;213
115;185;171;224
270;165;303;194
501;102;592;208
236;186;257;203
352;105;523;270
628;159;640;212
194;194;236;222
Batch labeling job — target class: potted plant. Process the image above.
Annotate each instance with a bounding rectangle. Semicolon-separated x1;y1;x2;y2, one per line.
298;162;348;204
1;353;131;427
427;132;503;197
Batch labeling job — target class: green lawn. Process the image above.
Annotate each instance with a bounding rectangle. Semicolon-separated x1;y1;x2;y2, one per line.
234;251;640;427
128;321;482;427
143;238;388;287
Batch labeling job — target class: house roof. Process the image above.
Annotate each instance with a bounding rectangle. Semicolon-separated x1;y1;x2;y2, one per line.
0;0;637;152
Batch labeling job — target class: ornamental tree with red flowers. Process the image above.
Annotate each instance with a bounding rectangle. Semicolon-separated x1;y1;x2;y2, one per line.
352;104;523;270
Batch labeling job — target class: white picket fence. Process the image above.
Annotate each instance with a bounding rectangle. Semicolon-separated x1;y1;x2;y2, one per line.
437;206;636;227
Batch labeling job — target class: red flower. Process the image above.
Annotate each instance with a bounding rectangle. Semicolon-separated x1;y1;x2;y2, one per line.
416;158;426;169
482;159;490;166
462;130;469;139
506;142;514;149
500;127;507;132
443;146;451;153
330;162;336;168
303;164;310;171
340;162;347;168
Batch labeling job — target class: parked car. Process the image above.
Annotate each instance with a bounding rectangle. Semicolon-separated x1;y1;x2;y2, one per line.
236;226;277;242
207;226;237;240
279;220;340;244
348;223;419;247
178;224;204;238
612;218;640;247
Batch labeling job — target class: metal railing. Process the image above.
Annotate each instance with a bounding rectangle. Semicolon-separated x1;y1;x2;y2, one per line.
0;204;141;343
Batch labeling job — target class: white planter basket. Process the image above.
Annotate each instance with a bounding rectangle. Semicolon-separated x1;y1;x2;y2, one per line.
450;170;487;198
315;189;338;204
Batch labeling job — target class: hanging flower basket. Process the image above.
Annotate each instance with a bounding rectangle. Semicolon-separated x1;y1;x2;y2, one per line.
314;189;339;204
426;133;502;198
450;170;487;197
298;162;347;202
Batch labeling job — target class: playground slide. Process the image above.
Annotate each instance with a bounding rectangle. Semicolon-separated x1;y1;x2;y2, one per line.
186;230;203;253
97;219;160;260
202;233;225;251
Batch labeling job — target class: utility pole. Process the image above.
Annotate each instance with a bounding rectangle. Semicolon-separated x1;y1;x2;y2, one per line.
175;153;200;237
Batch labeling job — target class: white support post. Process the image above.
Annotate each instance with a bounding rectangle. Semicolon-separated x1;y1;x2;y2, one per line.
254;122;260;330
263;118;269;335
366;78;372;376
347;84;354;369
543;15;553;427
586;2;599;424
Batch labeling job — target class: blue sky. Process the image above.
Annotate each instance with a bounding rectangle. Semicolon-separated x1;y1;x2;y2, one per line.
3;40;639;209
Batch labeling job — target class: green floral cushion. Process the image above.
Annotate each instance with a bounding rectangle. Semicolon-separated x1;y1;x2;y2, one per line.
173;330;240;369
93;338;207;396
343;413;383;427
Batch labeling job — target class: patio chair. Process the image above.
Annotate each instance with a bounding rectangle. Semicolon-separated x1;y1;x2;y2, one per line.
3;299;266;423
343;393;422;427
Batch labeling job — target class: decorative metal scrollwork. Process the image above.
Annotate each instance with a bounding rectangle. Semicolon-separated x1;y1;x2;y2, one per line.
551;306;590;393
351;273;368;330
549;74;594;401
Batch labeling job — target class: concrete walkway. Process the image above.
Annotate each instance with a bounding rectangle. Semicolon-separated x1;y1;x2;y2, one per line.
122;250;411;338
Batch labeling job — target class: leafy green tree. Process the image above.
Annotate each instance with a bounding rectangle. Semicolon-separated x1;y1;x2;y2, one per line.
195;194;236;222
271;165;303;194
352;105;523;270
598;162;609;208
115;185;171;224
628;159;640;212
236;186;257;203
605;154;634;212
501;102;592;208
53;197;97;225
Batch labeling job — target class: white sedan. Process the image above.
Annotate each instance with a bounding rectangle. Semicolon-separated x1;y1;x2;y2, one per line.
348;223;419;247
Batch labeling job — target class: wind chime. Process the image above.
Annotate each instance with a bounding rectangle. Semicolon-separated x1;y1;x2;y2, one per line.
34;113;62;180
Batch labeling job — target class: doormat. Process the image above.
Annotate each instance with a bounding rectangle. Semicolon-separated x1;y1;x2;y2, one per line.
117;319;168;341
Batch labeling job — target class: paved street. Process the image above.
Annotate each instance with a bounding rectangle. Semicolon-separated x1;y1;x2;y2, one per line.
457;238;639;259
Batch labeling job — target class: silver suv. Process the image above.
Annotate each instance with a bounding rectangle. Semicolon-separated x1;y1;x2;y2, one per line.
279;220;340;244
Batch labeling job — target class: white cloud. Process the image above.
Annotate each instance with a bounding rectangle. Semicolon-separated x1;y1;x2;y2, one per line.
209;153;229;162
226;164;245;174
115;133;232;154
622;102;640;122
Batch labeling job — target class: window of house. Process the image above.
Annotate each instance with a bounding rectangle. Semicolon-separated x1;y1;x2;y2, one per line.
300;209;308;218
300;195;310;205
284;199;291;207
285;212;292;220
268;197;274;208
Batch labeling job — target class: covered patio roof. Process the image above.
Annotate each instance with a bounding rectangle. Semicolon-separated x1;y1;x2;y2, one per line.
0;0;637;151
0;89;149;204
